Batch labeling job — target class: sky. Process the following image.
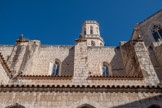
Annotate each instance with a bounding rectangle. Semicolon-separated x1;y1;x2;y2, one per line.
0;0;162;46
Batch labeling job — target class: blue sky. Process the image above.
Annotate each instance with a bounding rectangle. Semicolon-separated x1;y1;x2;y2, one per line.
0;0;162;46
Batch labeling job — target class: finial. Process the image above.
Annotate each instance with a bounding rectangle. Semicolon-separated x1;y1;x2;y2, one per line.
16;34;28;42
79;34;82;40
19;34;23;41
134;23;139;30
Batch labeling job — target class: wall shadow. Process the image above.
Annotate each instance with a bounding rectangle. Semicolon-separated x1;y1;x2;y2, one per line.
113;94;162;108
148;46;162;81
110;47;126;76
61;46;74;76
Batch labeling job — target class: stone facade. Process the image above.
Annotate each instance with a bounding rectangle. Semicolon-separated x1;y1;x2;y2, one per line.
0;10;162;108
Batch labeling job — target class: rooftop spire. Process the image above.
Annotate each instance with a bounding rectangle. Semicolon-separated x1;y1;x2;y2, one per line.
16;34;28;42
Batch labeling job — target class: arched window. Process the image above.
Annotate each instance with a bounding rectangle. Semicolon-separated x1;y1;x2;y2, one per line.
84;28;86;35
151;24;162;41
52;61;60;76
90;26;93;34
91;41;95;46
102;63;109;76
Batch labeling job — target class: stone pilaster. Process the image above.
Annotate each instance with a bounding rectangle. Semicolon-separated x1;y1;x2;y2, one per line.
120;41;142;76
133;40;159;85
7;36;40;76
120;39;160;85
8;42;29;75
73;39;89;84
152;41;162;71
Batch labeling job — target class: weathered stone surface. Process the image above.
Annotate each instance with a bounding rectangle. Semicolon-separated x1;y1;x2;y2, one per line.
0;92;161;108
0;11;162;107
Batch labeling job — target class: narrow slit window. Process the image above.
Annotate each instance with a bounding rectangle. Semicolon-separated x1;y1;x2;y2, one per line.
84;28;86;35
90;26;93;34
96;27;99;34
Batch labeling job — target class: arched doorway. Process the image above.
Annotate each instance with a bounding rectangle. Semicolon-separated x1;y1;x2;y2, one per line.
5;103;25;108
77;104;96;108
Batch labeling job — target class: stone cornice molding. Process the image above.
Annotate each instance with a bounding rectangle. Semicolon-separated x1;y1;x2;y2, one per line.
82;20;99;26
85;36;104;43
16;75;144;81
17;75;73;80
89;75;143;80
0;84;161;93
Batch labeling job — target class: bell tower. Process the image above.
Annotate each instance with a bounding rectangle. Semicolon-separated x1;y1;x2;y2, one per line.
81;20;104;46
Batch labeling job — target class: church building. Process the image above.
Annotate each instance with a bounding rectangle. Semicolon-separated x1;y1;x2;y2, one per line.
0;10;162;108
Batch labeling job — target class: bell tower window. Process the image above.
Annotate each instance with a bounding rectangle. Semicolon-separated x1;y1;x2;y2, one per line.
90;26;93;34
96;27;99;34
151;24;162;41
84;28;86;35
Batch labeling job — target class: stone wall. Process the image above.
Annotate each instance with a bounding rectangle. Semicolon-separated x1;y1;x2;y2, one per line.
4;39;126;77
136;11;162;47
6;40;41;76
73;40;89;84
18;78;145;86
0;63;9;84
152;42;162;81
120;40;160;85
30;45;74;76
87;46;125;76
0;45;13;61
133;41;160;85
0;92;161;108
120;41;141;76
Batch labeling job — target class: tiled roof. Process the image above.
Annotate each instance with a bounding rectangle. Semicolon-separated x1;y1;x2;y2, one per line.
16;75;144;80
17;75;72;80
89;75;143;80
0;84;161;92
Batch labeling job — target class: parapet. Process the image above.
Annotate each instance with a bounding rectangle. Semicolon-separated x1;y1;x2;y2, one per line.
82;20;99;26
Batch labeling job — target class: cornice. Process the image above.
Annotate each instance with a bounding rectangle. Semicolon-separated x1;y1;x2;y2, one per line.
16;75;144;81
85;36;104;43
82;20;99;26
89;75;143;80
0;84;161;93
17;75;73;80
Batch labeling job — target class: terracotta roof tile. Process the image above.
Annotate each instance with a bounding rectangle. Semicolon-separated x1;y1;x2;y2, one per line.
0;84;161;92
17;75;73;80
89;75;143;80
